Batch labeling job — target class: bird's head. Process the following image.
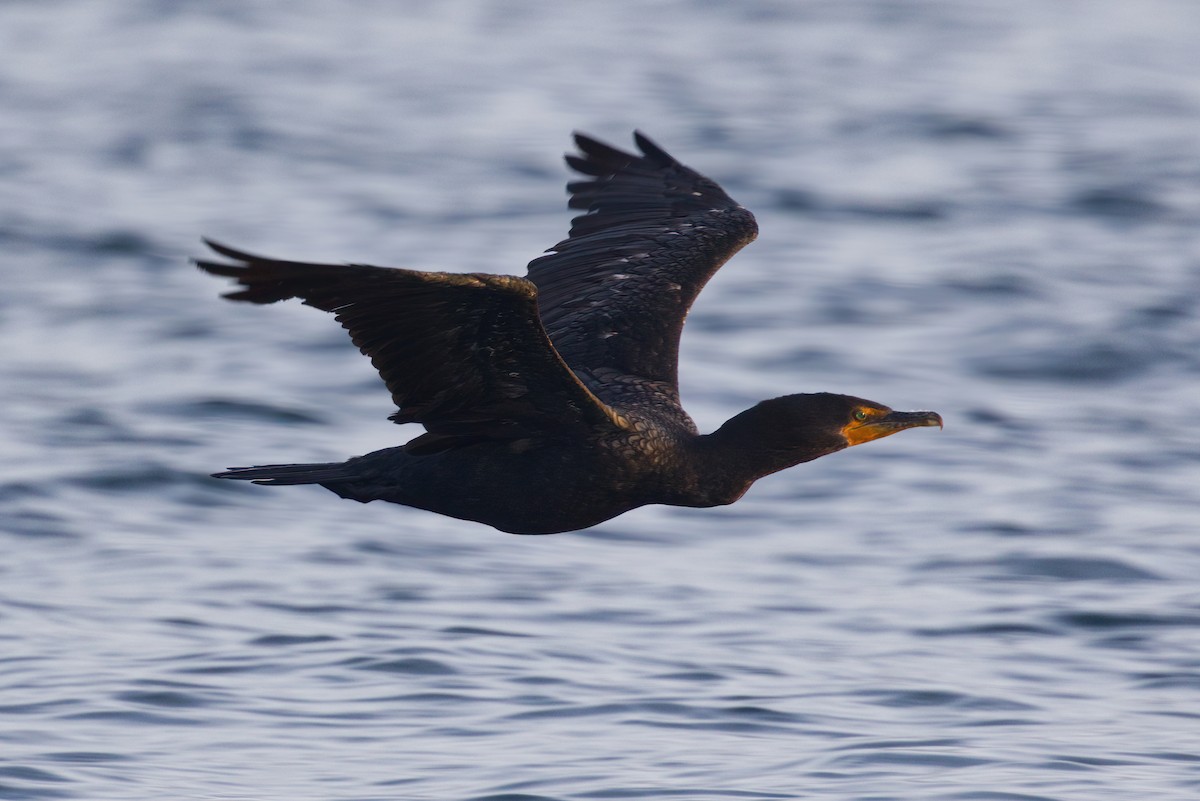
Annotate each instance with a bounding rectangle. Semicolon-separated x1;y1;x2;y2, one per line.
712;392;942;473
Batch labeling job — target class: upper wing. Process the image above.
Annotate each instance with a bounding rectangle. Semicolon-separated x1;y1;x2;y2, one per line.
527;131;758;402
196;240;629;452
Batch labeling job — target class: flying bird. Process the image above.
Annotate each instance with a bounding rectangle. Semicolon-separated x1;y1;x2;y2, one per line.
197;132;941;534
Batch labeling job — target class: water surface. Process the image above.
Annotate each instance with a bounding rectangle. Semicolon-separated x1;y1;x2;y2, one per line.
2;2;1200;799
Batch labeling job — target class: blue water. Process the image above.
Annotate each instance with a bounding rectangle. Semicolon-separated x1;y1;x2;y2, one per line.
3;1;1200;798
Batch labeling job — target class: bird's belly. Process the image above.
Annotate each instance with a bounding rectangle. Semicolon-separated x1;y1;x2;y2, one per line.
361;443;648;534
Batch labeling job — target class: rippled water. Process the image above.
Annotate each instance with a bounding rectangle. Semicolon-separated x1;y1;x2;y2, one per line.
3;1;1200;799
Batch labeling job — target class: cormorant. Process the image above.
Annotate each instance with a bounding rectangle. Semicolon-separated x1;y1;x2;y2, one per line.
197;132;941;534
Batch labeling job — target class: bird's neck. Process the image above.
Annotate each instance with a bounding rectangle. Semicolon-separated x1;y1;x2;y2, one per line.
687;410;843;505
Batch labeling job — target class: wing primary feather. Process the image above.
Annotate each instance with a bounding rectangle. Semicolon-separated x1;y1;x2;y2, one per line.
631;131;676;165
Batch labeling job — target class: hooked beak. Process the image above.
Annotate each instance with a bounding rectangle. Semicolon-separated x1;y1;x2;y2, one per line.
843;410;943;447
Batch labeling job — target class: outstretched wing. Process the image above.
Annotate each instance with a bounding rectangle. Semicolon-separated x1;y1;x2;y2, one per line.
527;131;758;403
196;240;628;452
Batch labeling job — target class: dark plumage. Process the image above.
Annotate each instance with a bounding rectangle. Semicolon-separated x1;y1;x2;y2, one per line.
197;132;941;534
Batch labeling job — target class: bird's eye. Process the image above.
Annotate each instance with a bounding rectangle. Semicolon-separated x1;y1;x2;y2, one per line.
853;409;868;422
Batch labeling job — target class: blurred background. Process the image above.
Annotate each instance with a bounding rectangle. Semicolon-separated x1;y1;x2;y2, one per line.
2;1;1199;799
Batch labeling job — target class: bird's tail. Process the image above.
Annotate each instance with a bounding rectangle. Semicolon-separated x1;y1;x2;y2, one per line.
213;462;356;486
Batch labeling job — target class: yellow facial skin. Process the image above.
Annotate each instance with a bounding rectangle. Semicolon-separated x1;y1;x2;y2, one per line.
842;406;943;447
